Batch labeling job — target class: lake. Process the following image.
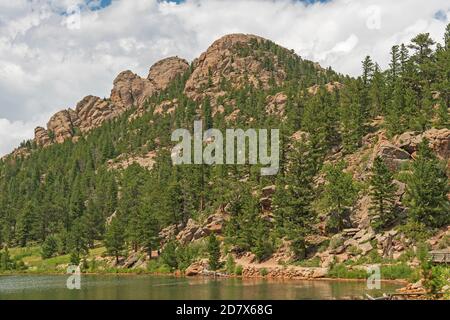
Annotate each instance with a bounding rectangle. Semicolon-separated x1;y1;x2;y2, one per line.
0;275;403;300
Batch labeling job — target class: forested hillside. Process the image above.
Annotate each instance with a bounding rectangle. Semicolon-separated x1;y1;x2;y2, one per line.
0;26;449;282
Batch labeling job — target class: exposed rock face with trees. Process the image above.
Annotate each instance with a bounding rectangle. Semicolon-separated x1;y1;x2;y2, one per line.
34;57;189;148
1;27;449;282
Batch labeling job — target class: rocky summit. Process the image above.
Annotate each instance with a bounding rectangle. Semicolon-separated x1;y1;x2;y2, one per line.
33;56;189;148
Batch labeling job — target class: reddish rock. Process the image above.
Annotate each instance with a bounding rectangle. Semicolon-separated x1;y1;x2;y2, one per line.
34;126;51;147
75;95;118;133
184;34;287;102
372;140;411;171
46;109;79;144
147;56;189;89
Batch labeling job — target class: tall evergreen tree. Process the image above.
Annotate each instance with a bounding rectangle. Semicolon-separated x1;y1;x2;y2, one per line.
369;157;398;230
105;216;126;264
321;161;359;232
273;140;317;255
207;233;221;271
404;140;449;228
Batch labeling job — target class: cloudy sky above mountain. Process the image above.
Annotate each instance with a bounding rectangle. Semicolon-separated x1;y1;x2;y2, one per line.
0;0;448;156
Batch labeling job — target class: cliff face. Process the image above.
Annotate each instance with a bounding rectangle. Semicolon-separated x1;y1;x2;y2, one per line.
34;56;189;147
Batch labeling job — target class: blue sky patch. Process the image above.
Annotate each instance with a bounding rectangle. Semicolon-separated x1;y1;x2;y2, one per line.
434;9;448;22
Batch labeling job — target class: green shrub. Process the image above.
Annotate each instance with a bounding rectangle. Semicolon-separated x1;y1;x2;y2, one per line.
298;257;321;267
327;263;367;279
235;265;243;276
160;241;178;270
438;235;450;249
329;235;344;250
260;268;268;277
348;245;362;256
398;221;430;243
0;248;27;271
176;242;204;271
147;259;172;274
41;236;59;259
225;254;236;275
381;263;414;280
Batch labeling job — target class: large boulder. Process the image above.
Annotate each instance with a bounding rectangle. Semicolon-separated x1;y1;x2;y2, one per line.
185;259;208;276
123;252;140;268
372;140;411;171
176;219;200;244
202;212;228;235
394;128;450;160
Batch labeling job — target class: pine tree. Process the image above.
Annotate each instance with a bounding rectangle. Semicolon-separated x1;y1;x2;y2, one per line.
67;220;89;265
302;89;339;157
369;157;398;230
389;45;401;81
408;33;436;65
252;219;273;262
400;44;410;76
207;233;221;271
225;185;259;252
404;140;449;228
322;161;359;232
445;23;450;49
369;64;386;116
139;200;160;257
104;216;126;264
273;140;317;251
41;235;59;259
160;240;178;270
362;56;375;87
340;81;364;152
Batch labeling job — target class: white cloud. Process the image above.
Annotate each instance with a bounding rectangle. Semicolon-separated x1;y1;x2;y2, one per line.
0;118;42;156
0;0;449;156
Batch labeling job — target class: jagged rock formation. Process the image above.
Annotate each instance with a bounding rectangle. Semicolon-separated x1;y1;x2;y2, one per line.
184;34;287;102
147;56;190;89
110;70;155;110
34;127;51;147
46;109;79;144
159;210;229;246
394;128;450;160
75;96;118;133
372;140;411;171
32;56;189;148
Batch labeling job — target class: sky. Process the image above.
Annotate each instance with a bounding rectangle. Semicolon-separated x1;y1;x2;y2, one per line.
0;0;448;156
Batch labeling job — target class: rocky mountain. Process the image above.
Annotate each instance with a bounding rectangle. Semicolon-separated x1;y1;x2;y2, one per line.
19;33;326;154
33;56;189;148
0;29;449;283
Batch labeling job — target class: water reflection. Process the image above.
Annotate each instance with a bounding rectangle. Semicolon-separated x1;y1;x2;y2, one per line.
0;275;402;300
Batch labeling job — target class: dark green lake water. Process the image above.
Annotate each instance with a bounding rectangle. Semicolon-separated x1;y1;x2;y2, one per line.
0;275;402;300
